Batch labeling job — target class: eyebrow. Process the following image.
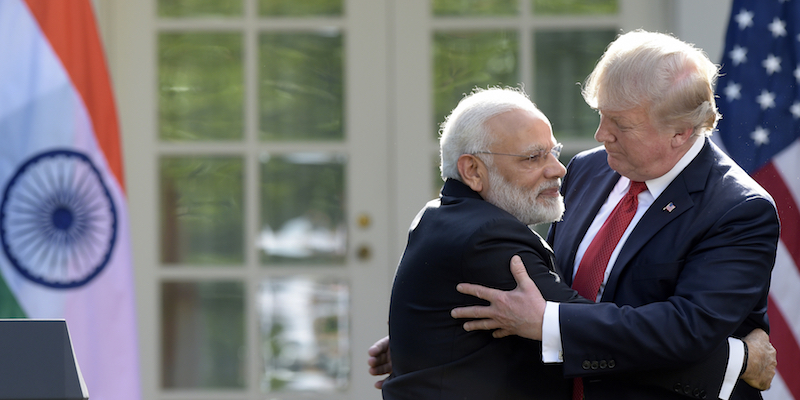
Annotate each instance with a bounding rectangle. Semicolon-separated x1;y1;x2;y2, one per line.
602;112;641;126
520;143;552;154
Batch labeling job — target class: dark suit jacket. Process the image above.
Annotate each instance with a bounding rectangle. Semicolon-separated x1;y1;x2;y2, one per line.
548;139;779;400
384;179;587;400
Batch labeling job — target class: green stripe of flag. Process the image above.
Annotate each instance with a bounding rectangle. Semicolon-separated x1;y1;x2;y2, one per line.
0;274;26;317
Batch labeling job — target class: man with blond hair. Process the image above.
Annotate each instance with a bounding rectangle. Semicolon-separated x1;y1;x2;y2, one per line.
452;30;778;399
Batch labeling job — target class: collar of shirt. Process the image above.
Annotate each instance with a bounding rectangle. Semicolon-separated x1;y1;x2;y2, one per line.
571;137;707;297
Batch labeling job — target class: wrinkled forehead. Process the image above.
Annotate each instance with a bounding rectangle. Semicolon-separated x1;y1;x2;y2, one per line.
492;109;555;149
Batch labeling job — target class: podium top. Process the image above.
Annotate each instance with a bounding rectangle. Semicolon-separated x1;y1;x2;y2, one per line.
0;319;88;400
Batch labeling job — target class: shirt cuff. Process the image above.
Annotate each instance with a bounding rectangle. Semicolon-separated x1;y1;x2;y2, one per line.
719;337;744;400
541;301;563;363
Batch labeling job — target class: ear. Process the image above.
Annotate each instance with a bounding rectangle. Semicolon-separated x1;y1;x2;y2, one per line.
457;154;488;193
671;125;695;148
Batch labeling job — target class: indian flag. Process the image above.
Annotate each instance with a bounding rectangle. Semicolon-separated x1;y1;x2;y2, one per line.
0;1;140;399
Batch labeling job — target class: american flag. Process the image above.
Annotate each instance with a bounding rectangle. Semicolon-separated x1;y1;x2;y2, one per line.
716;0;800;398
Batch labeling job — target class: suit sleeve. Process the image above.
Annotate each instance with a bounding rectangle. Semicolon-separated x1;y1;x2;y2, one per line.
464;216;588;304
558;197;778;377
614;340;731;398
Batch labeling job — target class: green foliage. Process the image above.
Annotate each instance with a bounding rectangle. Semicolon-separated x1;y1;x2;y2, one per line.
159;157;244;264
434;31;519;138
259;0;342;16
259;32;344;141
159;33;244;141
534;30;616;139
433;0;517;16
199;281;245;387
161;281;245;388
259;154;346;264
158;0;242;17
533;0;617;15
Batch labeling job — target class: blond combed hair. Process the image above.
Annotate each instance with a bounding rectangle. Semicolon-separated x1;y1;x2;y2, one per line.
582;30;720;136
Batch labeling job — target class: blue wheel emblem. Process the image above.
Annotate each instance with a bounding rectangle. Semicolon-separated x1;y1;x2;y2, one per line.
0;150;117;288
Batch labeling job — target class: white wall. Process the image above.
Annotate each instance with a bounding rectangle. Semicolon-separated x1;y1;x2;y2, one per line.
672;0;733;65
620;0;733;68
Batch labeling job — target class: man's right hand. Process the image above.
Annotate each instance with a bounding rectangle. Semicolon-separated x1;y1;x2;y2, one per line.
450;255;546;340
740;328;777;390
368;335;392;389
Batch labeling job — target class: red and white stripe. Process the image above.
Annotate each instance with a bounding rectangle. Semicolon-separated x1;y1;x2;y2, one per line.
753;139;800;400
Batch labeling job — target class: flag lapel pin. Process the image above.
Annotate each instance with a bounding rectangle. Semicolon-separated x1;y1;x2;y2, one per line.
663;202;676;213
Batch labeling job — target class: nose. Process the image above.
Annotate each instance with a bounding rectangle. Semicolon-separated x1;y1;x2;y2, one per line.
544;154;567;179
594;117;612;143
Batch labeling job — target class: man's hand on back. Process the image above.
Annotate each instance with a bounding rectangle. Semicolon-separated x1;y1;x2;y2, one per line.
451;255;546;340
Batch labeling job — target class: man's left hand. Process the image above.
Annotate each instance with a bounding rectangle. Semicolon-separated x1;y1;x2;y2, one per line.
367;335;392;389
740;328;777;390
451;255;546;340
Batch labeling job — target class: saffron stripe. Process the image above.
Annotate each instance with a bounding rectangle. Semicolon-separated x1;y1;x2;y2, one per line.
23;0;126;191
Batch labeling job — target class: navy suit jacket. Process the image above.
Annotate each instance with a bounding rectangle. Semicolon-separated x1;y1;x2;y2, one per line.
548;139;779;400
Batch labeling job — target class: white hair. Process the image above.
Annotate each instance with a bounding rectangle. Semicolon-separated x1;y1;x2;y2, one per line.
439;87;541;181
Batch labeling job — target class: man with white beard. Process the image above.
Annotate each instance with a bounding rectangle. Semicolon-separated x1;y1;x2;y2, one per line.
380;87;591;399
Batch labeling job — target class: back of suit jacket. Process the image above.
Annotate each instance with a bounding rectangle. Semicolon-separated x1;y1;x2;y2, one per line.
548;139;779;400
384;179;584;400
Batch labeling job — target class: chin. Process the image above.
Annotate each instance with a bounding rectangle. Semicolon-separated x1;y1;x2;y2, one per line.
606;158;629;176
530;199;564;225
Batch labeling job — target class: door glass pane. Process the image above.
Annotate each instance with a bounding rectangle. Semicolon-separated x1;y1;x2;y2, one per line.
433;0;517;16
158;0;242;17
259;153;346;265
434;31;519;136
258;277;350;392
259;32;344;141
532;0;618;15
160;156;244;265
259;0;343;16
159;33;243;141
534;30;616;139
161;281;245;389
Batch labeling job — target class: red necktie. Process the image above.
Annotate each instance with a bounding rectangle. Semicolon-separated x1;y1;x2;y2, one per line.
570;180;647;400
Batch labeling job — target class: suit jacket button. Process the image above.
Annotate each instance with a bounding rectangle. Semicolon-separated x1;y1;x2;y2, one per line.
582;361;591;370
607;360;615;369
684;385;691;395
673;383;683;393
591;361;599;370
599;360;607;369
699;390;707;399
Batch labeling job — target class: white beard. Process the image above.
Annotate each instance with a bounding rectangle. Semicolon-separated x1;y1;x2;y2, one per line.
483;170;565;226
